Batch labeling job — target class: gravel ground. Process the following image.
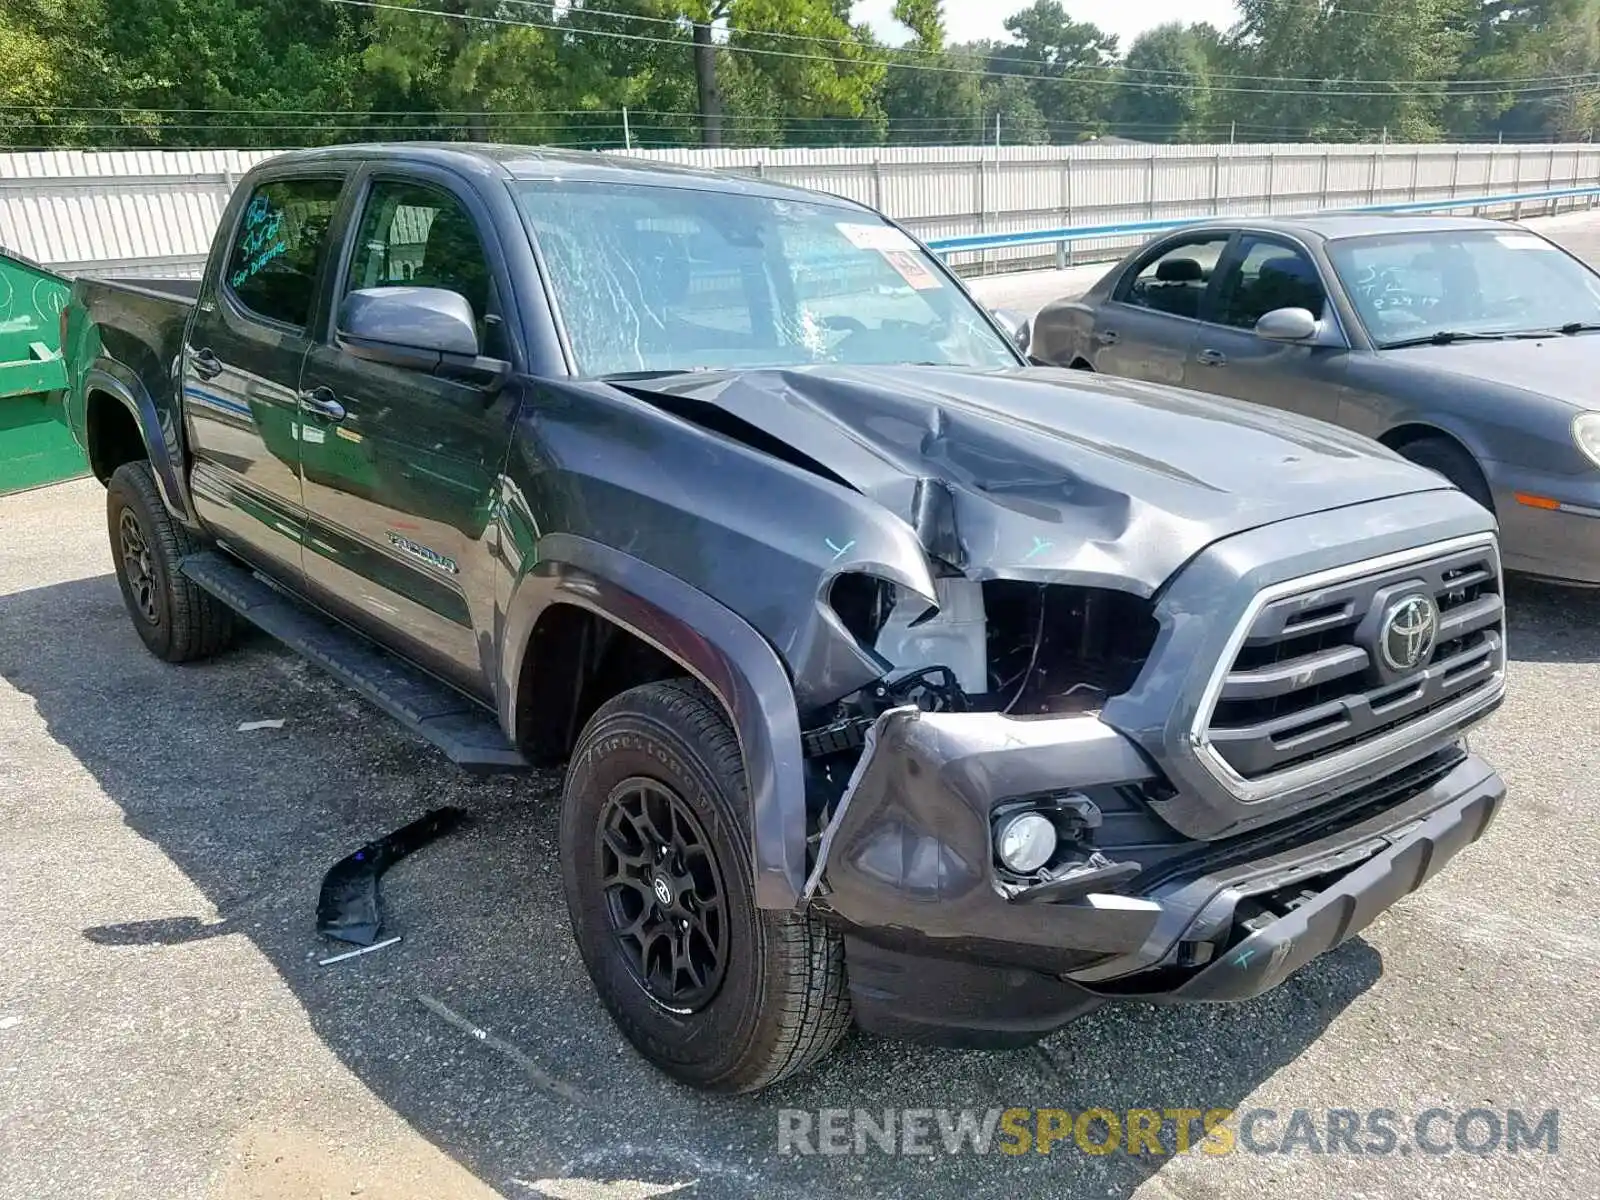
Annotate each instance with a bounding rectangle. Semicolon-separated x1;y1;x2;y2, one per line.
3;214;1599;1200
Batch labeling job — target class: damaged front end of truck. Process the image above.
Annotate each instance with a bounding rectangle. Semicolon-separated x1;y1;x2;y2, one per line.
577;364;1510;1046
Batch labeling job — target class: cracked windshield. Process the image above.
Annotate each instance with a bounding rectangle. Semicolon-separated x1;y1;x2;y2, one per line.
514;181;1017;376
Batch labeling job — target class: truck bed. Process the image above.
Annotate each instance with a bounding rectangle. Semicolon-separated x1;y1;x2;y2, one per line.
61;275;200;467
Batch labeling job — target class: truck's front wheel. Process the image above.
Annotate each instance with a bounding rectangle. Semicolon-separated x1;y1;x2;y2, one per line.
560;679;851;1092
107;461;234;663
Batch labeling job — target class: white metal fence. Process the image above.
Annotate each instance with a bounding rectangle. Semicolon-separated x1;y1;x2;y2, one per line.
3;141;1599;279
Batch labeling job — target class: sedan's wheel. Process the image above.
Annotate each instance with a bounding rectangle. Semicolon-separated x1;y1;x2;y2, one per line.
1397;436;1495;513
107;461;235;663
561;679;851;1092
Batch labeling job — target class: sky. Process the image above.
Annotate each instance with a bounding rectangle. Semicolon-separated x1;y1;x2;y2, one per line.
855;0;1241;51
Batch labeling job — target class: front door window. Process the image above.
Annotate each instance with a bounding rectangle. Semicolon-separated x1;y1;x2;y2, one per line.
1212;238;1327;329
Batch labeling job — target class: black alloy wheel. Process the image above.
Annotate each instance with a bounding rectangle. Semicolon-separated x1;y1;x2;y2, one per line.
118;508;160;625
106;461;235;663
560;679;852;1092
597;777;730;1013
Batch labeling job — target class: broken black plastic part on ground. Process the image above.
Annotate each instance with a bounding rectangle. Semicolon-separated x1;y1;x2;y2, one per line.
316;807;468;946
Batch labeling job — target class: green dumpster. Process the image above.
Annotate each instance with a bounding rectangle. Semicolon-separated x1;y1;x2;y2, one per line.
1;248;83;495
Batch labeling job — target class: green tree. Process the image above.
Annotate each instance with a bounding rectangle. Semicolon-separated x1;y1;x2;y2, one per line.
559;1;701;148
723;0;887;146
106;0;364;145
978;71;1050;144
360;0;561;144
1219;0;1476;142
1113;23;1217;141
880;1;984;145
987;0;1118;141
0;1;105;147
1451;1;1600;140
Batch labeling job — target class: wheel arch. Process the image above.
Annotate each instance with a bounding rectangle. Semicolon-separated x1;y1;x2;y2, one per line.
1379;420;1472;455
1378;420;1496;514
501;533;807;911
83;362;195;525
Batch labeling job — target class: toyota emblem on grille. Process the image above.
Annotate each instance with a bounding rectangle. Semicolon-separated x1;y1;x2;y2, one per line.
1380;593;1439;672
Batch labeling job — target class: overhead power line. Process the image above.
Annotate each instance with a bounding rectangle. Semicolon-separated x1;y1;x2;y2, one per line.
548;0;1600;91
322;0;1600;99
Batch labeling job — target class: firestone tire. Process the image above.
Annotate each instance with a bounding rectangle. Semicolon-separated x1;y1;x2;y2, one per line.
560;678;851;1093
106;461;235;663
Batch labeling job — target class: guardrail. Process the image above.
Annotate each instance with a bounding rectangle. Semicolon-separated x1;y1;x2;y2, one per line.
923;183;1600;259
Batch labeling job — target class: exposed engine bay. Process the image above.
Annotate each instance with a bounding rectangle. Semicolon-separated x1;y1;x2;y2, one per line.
803;572;1164;885
825;573;1159;722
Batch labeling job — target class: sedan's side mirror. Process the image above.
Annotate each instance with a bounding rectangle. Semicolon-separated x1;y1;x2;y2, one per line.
337;286;509;387
1255;306;1320;343
992;307;1034;355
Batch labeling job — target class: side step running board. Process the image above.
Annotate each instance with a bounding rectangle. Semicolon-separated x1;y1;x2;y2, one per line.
180;550;527;773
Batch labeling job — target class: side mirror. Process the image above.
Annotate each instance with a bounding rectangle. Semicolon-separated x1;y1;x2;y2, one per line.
1255;306;1320;343
337;287;509;387
991;307;1034;355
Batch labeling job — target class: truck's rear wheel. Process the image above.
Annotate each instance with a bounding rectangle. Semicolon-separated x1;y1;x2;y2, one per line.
107;461;235;663
560;679;850;1092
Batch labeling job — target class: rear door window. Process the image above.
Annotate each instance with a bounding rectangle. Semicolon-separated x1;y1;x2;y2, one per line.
225;178;344;329
1115;236;1232;320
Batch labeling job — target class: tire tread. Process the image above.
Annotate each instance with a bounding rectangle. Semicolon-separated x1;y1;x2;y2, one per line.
108;461;234;662
567;678;850;1092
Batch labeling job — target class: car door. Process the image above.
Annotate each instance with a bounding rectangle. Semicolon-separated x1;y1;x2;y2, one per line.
1186;233;1351;423
185;172;347;582
295;170;524;700
1090;232;1235;385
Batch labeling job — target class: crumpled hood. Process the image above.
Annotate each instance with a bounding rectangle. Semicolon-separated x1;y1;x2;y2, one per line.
618;364;1452;595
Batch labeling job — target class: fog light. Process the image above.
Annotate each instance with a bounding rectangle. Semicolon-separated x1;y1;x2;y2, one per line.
995;811;1058;873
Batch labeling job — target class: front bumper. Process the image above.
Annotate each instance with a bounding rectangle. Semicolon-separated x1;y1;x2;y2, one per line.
816;708;1505;1048
1488;463;1600;585
1107;754;1502;1004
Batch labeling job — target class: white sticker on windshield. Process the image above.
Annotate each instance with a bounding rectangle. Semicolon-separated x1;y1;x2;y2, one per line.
1495;233;1545;249
837;222;916;252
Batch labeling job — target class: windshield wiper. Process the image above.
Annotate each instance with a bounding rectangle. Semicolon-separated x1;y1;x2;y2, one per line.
1556;321;1600;335
1381;329;1548;349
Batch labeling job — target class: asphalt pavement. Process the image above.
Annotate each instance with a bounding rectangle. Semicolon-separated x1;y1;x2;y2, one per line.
4;215;1600;1200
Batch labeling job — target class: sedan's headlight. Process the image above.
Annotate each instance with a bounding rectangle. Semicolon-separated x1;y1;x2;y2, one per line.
1576;412;1600;468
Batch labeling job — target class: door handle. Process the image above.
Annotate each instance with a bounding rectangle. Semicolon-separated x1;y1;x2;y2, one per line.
1095;329;1121;346
298;386;346;421
1197;348;1228;367
190;347;223;380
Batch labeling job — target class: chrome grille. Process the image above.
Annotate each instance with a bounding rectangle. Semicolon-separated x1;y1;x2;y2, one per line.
1198;539;1504;786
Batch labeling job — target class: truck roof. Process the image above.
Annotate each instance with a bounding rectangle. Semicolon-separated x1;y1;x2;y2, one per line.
255;142;868;210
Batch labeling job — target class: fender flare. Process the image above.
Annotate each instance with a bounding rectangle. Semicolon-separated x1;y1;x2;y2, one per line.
500;533;807;910
84;360;195;525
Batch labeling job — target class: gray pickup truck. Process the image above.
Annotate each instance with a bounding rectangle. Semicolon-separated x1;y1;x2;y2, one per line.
62;143;1508;1093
